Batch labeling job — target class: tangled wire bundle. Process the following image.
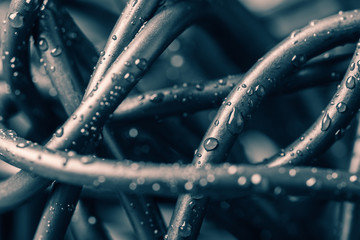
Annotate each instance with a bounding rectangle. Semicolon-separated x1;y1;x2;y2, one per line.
1;0;360;239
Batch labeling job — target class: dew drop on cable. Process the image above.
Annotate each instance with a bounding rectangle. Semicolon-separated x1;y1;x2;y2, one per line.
203;137;219;151
179;221;192;238
255;85;265;96
50;47;62;57
112;35;117;40
291;54;306;68
218;79;226;85
306;177;316;187
135;58;147;70
150;93;164;103
321;113;331;131
80;156;95;164
346;76;355;89
131;0;138;7
195;83;204;91
38;38;48;51
24;0;33;10
124;72;135;82
350;62;355;71
227;107;244;134
152;183;160;191
289;169;296;176
88;216;96;225
296;150;303;156
350;175;358;182
55;127;64;137
16;141;30;148
246;87;254;96
8;12;24;28
237;176;247;185
336;102;347;113
62;158;68;166
309;20;318;26
291;29;301;38
251;174;262;185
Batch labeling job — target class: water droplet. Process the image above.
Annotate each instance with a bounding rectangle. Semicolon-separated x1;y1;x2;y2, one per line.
350;62;355;71
291;54;306;68
124;61;131;67
184;181;193;190
124;72;135;82
179;221;192;238
131;0;138;7
80;156;95;164
350;175;358;182
289;169;296;176
195;83;204;91
346;76;355;89
203;137;219;151
336;102;347;113
237;176;247;185
296;150;303;156
16;141;30;148
50;47;62;57
129;128;138;138
63;157;69;166
112;35;117;40
306;177;316;187
38;38;48;51
255;85;265;96
80;128;89;136
50;66;55;72
321;113;331;131
135;58;147;70
309;20;318;26
150;93;164;103
100;50;105;56
24;0;35;11
8;12;24;28
246;87;254;96
55;127;64;137
218;79;226;85
152;183;160;191
227;166;237;175
88;216;97;225
226;107;244;135
291;29;301;38
251;174;262;185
